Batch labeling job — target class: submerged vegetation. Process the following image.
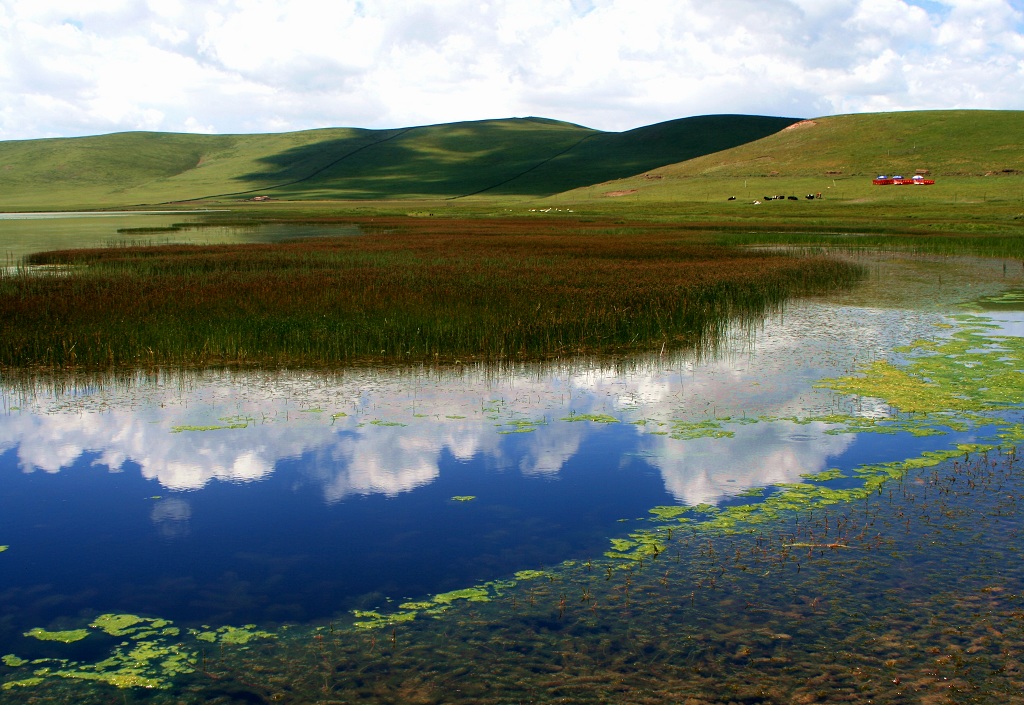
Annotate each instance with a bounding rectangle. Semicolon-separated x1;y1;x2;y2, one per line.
0;217;863;369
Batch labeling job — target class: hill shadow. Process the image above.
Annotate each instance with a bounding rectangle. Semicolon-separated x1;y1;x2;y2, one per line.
233;115;801;199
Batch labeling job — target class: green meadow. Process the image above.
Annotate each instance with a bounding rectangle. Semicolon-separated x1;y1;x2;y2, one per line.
0;114;796;209
1;109;1022;368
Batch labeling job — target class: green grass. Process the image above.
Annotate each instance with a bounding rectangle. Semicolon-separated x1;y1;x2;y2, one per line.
592;110;1024;180
550;110;1024;207
0;217;863;369
0;116;797;209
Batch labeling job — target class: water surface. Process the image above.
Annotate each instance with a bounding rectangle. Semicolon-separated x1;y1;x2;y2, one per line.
2;245;1024;701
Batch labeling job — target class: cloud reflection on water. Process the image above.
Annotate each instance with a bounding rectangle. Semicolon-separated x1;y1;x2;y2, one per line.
0;302;944;506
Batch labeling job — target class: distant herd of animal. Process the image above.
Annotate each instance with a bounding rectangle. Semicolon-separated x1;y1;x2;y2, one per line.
728;193;823;203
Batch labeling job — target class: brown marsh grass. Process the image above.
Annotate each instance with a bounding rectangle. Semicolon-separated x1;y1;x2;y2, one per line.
0;217;864;369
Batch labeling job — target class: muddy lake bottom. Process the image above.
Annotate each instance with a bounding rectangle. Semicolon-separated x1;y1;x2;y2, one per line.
2;234;1024;702
194;448;1024;705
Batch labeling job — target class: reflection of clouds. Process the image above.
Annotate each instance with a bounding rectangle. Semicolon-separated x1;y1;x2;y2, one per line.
0;410;282;491
150;498;192;539
640;422;854;506
978;311;1024;338
0;301;943;505
517;428;582;477
318;430;443;501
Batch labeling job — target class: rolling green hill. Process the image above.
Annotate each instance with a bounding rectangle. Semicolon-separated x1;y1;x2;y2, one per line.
554;110;1024;203
0;115;798;209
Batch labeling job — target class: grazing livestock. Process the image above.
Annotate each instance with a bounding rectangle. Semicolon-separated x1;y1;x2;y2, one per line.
806;194;815;200
727;196;736;201
787;196;798;201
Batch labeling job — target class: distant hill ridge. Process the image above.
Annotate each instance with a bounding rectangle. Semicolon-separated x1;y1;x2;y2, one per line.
0;115;798;208
0;110;1020;210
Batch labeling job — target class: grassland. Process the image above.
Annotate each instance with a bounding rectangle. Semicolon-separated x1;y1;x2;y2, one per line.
544;110;1023;222
0;218;862;369
0;115;797;210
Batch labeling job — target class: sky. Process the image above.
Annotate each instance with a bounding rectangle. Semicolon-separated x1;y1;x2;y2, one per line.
0;0;1022;140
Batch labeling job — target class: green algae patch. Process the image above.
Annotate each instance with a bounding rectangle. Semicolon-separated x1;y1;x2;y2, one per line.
90;614;150;637
2;677;44;690
513;569;552;581
2;615;207;692
170;423;247;433
353;583;503;630
398;601;436;611
819;318;1024;415
7;639;196;691
562;413;619;424
191;625;275;645
498;418;545;434
55;669;162;689
370;419;407;427
53;637;197;690
820;360;967;414
352;610;419;630
648;505;690;521
24;628;89;644
432;587;490;605
451;495;476;502
974;290;1024;307
800;468;847;482
604;528;671;563
668;420;735;440
0;546;7;552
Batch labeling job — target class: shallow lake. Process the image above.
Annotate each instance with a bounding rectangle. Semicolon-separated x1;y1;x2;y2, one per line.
2;246;1024;702
0;211;362;264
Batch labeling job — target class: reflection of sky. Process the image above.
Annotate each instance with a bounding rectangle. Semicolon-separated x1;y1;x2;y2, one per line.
977;311;1024;338
641;421;853;506
0;302;945;507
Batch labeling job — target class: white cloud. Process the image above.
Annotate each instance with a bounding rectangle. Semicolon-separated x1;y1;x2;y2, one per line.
0;0;1020;139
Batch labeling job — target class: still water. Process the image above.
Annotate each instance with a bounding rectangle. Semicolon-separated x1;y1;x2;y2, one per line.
0;211;362;263
1;248;1024;702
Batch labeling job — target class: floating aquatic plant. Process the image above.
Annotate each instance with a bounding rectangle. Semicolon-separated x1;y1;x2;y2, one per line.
23;628;89;644
561;413;619;424
170;423;248;433
191;625;274;645
667;419;735;440
2;615;198;691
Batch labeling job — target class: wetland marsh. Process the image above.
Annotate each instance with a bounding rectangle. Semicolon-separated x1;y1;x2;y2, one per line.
2;107;1022;702
2;213;1024;702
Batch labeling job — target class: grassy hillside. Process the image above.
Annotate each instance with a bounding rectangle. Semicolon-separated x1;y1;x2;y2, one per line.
0;115;797;210
552;110;1024;205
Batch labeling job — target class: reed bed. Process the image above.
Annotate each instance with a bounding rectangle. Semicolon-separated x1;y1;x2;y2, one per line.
0;218;863;369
